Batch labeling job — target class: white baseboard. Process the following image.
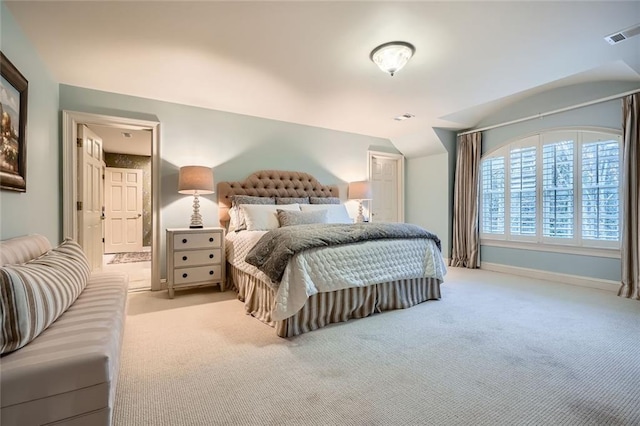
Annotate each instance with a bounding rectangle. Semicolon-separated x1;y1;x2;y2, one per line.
480;262;620;293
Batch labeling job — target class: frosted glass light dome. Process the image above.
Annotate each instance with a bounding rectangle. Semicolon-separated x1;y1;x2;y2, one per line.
370;41;415;76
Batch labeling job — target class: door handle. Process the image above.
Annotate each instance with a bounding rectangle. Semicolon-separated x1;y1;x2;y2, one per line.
128;213;142;219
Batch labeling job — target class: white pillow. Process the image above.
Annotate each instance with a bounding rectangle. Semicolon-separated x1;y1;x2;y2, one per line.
300;204;352;224
241;203;300;231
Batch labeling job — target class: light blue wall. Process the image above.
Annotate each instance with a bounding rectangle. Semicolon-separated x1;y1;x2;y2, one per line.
477;81;640;282
406;153;449;258
481;246;620;281
59;84;398;276
0;2;60;243
405;128;457;259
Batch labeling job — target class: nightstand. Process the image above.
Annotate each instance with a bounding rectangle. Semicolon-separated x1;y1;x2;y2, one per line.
166;227;225;298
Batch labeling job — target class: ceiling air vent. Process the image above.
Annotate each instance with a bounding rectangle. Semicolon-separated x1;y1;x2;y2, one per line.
605;23;640;45
394;113;415;121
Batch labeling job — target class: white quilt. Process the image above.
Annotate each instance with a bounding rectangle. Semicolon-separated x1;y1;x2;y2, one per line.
226;230;447;321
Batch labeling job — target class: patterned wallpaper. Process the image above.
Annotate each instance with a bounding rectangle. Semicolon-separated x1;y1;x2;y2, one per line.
104;153;152;247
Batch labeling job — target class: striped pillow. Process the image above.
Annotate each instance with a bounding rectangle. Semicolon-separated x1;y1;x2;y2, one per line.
0;239;90;354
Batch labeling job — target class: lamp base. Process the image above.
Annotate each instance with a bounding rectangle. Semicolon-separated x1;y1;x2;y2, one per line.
188;193;205;229
355;200;365;223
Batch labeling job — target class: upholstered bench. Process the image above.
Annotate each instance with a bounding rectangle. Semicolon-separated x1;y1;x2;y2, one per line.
0;234;129;425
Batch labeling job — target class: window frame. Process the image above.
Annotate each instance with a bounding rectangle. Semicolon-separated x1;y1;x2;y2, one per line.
479;127;622;253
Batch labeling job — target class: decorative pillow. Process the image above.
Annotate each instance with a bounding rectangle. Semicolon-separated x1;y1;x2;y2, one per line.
300;204;353;224
231;195;275;207
241;203;301;231
277;209;328;227
276;197;310;205
228;206;242;232
309;197;341;205
230;196;276;231
0;239;90;354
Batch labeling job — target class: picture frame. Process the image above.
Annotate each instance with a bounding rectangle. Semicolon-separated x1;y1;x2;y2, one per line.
0;52;28;192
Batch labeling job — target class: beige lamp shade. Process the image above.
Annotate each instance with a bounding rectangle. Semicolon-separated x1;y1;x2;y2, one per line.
348;180;372;200
178;166;214;195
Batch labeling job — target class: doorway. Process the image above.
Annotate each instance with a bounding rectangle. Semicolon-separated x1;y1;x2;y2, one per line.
91;124;151;291
62;111;162;291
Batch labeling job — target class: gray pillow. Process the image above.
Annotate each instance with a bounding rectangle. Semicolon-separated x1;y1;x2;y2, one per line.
276;197;310;205
231;195;275;206
309;197;341;205
276;209;328;227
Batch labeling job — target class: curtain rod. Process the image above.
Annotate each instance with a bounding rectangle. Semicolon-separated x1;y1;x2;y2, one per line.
457;88;640;137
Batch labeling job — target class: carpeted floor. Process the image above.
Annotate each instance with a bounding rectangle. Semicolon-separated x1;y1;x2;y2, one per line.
108;251;152;264
115;267;640;425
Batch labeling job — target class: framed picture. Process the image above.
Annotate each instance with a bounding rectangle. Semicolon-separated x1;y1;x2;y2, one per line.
0;52;28;192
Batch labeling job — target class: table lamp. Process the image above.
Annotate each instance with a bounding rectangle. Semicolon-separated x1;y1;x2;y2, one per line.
178;166;214;228
348;180;372;223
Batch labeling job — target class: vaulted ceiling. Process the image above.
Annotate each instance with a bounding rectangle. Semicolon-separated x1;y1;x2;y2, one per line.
7;1;640;157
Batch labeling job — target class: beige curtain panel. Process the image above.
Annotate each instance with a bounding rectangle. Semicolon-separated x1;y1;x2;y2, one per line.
619;93;640;300
450;132;481;269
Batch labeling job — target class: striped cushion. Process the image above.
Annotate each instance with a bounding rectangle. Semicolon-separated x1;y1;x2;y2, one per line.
0;239;90;355
0;234;51;266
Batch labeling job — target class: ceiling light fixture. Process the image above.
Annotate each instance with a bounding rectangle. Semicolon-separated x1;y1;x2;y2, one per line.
370;41;415;76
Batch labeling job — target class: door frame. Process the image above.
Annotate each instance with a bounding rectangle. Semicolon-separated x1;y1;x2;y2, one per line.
367;150;405;223
62;111;162;291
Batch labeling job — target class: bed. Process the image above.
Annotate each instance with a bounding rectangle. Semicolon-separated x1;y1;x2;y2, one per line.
218;170;446;337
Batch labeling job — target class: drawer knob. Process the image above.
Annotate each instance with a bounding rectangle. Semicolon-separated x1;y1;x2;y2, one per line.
209;254;214;259
209;270;214;275
182;256;188;261
209;237;214;242
182;273;188;278
182;238;188;244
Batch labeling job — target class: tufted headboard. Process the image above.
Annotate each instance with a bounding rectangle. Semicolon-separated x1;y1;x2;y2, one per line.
217;170;340;224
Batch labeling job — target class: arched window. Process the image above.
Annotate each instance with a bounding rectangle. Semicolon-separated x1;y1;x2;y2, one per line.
480;129;622;249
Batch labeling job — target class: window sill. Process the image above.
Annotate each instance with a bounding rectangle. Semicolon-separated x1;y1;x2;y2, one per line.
480;239;620;259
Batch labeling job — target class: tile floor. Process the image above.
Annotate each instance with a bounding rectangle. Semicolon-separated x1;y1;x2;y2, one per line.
102;248;151;292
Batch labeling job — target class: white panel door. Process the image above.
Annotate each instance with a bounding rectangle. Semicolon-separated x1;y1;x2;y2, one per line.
77;125;104;271
105;167;143;253
370;155;401;223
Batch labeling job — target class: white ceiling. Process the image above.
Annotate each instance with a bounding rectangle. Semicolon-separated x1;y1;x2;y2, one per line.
7;1;640;157
87;124;151;156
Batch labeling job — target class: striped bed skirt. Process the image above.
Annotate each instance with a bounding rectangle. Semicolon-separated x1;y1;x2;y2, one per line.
228;265;442;337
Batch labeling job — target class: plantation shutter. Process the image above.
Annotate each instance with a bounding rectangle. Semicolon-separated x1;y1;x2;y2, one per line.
542;139;574;238
582;139;620;241
481;156;505;235
510;145;536;236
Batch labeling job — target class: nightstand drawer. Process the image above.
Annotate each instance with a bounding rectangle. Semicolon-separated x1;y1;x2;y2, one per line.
173;249;221;267
173;232;221;249
174;265;223;285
